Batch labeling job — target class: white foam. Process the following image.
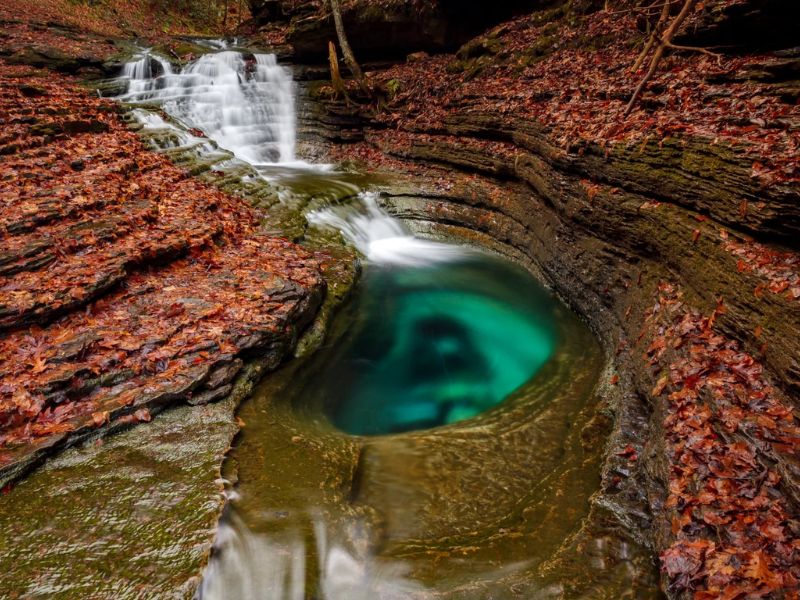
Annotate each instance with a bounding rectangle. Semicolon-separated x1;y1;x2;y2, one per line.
197;511;424;600
119;50;297;165
308;193;471;266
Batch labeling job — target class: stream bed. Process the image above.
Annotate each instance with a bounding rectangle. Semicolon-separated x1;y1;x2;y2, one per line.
194;197;655;599
109;45;660;598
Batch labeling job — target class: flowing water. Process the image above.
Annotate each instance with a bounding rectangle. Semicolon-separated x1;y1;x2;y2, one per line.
308;195;558;435
116;47;660;599
120;49;297;165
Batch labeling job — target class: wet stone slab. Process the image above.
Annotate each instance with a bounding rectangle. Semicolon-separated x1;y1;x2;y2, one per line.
0;397;239;599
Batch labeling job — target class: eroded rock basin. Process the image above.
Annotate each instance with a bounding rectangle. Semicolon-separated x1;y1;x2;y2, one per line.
199;222;660;599
0;47;661;598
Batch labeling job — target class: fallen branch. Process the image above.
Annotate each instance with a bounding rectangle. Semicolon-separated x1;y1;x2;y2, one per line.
624;0;698;116
666;42;723;63
630;0;672;74
328;40;349;102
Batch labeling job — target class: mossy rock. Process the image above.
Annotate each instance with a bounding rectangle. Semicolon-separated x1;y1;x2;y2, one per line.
456;34;505;61
154;39;214;63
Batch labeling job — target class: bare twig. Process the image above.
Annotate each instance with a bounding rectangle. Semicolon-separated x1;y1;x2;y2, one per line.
631;0;672;73
666;42;723;64
624;0;698;116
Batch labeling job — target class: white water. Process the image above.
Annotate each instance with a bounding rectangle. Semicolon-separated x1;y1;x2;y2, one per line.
120;49;173;82
308;193;471;266
119;50;298;165
129;108;221;155
197;513;425;600
118;50;459;267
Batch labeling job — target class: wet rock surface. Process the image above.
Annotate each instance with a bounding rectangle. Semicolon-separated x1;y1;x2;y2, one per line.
0;397;240;599
298;2;800;592
0;63;325;489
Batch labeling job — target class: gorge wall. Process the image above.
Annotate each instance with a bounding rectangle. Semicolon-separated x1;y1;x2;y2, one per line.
289;0;800;595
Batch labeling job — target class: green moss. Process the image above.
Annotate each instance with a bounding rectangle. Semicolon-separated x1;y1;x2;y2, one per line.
529;5;566;26
0;398;240;599
385;78;402;97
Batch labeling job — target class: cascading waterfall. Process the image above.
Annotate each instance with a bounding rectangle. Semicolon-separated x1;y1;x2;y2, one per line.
308;193;470;266
119;49;297;165
120;50;173;84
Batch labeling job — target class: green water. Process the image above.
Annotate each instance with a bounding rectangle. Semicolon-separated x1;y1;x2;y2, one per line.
200;244;661;599
321;256;559;435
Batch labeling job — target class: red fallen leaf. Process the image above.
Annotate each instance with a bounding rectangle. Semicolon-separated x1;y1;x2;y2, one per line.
672;510;693;534
756;415;777;430
739;200;749;219
745;550;783;589
582;180;600;201
647;337;666;355
692;229;701;244
754;284;765;299
616;444;638;461
91;411;110;426
683;373;701;390
754;325;763;339
768;280;789;294
661;540;712;579
133;408;151;423
609;374;619;385
701;508;731;526
1;483;13;495
30;355;48;374
758;522;787;543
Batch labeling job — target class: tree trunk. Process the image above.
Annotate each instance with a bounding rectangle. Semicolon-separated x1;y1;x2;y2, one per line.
328;0;370;95
328;41;348;100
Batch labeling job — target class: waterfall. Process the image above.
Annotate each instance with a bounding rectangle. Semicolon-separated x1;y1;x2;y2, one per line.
120;50;173;84
308;193;470;266
118;53;461;266
196;512;425;600
119;50;297;165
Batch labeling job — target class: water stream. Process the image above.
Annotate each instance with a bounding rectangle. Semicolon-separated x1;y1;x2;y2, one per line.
120;49;297;164
117;47;659;599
